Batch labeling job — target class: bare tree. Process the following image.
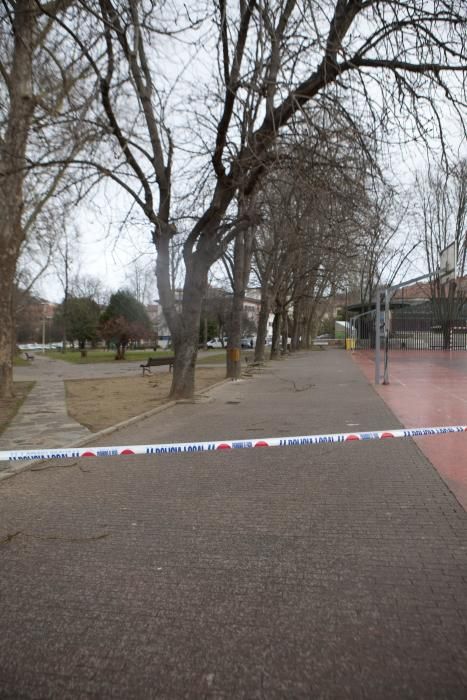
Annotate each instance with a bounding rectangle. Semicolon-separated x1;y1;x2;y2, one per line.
251;111;378;359
0;0;97;397
124;258;156;306
1;0;39;397
221;220;255;378
413;158;467;346
69;273;110;307
350;185;419;311
40;0;467;398
416;159;467;279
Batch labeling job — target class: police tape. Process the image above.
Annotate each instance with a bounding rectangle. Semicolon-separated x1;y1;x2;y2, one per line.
0;424;466;463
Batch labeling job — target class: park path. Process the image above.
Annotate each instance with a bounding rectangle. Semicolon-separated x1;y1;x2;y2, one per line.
1;353;173;459
0;355;93;454
2;351;223;459
1;349;466;698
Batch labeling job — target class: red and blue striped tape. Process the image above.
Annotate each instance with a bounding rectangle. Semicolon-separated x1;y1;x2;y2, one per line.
0;424;465;463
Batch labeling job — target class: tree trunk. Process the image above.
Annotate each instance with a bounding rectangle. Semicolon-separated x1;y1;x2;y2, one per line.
269;311;282;360
0;258;15;398
281;307;289;353
431;280;459;351
202;315;208;349
254;283;271;363
305;314;313;349
61;244;69;353
226;288;243;379
157;237;209;400
0;1;36;399
226;230;253;379
291;300;302;351
171;329;200;398
170;274;206;398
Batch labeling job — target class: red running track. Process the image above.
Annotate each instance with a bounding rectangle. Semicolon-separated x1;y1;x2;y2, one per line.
352;350;467;511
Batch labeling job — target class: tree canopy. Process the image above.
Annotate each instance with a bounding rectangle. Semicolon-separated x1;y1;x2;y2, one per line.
55;296;101;349
100;290;152;359
1;0;466;398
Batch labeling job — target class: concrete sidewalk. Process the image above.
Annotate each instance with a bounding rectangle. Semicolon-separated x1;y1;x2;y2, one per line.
1;352;224;457
1;350;466;698
0;369;91;453
2;353;172;457
0;354;139;454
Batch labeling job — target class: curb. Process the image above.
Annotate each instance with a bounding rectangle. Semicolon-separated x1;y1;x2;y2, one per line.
0;376;236;482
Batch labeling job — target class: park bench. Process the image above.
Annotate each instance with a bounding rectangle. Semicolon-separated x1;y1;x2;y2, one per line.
140;356;175;376
312;340;328;350
24;352;34;361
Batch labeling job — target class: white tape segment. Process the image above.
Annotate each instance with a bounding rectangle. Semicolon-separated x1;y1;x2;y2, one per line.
0;425;466;463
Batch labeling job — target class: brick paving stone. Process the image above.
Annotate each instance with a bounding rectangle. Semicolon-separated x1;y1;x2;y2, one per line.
0;350;466;698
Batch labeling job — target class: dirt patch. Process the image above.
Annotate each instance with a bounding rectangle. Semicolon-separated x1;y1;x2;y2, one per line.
0;382;35;436
65;367;227;432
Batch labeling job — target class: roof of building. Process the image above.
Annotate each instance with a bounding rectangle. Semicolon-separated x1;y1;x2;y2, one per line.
393;275;467;301
345;275;467;312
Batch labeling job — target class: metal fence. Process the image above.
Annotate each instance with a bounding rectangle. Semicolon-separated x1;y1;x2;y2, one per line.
350;308;467;351
351;313;375;350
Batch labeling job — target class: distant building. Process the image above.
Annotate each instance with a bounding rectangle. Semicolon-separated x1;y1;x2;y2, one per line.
244;288;275;338
15;291;58;344
148;286;274;345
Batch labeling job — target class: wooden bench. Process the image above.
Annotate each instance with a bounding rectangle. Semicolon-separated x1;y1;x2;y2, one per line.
312;340;329;350
140;356;175;376
24;352;34;361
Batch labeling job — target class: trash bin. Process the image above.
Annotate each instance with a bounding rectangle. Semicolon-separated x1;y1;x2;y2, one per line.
345;338;356;350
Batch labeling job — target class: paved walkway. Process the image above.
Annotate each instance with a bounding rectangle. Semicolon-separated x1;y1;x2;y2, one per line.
1;350;466;698
1;354;177;459
353;350;467;510
0;356;91;452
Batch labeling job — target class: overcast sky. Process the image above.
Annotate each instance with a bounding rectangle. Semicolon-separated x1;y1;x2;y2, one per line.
32;3;466;306
36;130;465;307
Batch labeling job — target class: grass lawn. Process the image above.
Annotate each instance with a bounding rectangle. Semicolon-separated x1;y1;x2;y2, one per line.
13;355;31;366
65;368;227;432
45;348;174;364
0;382;35;436
197;351;227;364
45;348;255;366
197;350;255;365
